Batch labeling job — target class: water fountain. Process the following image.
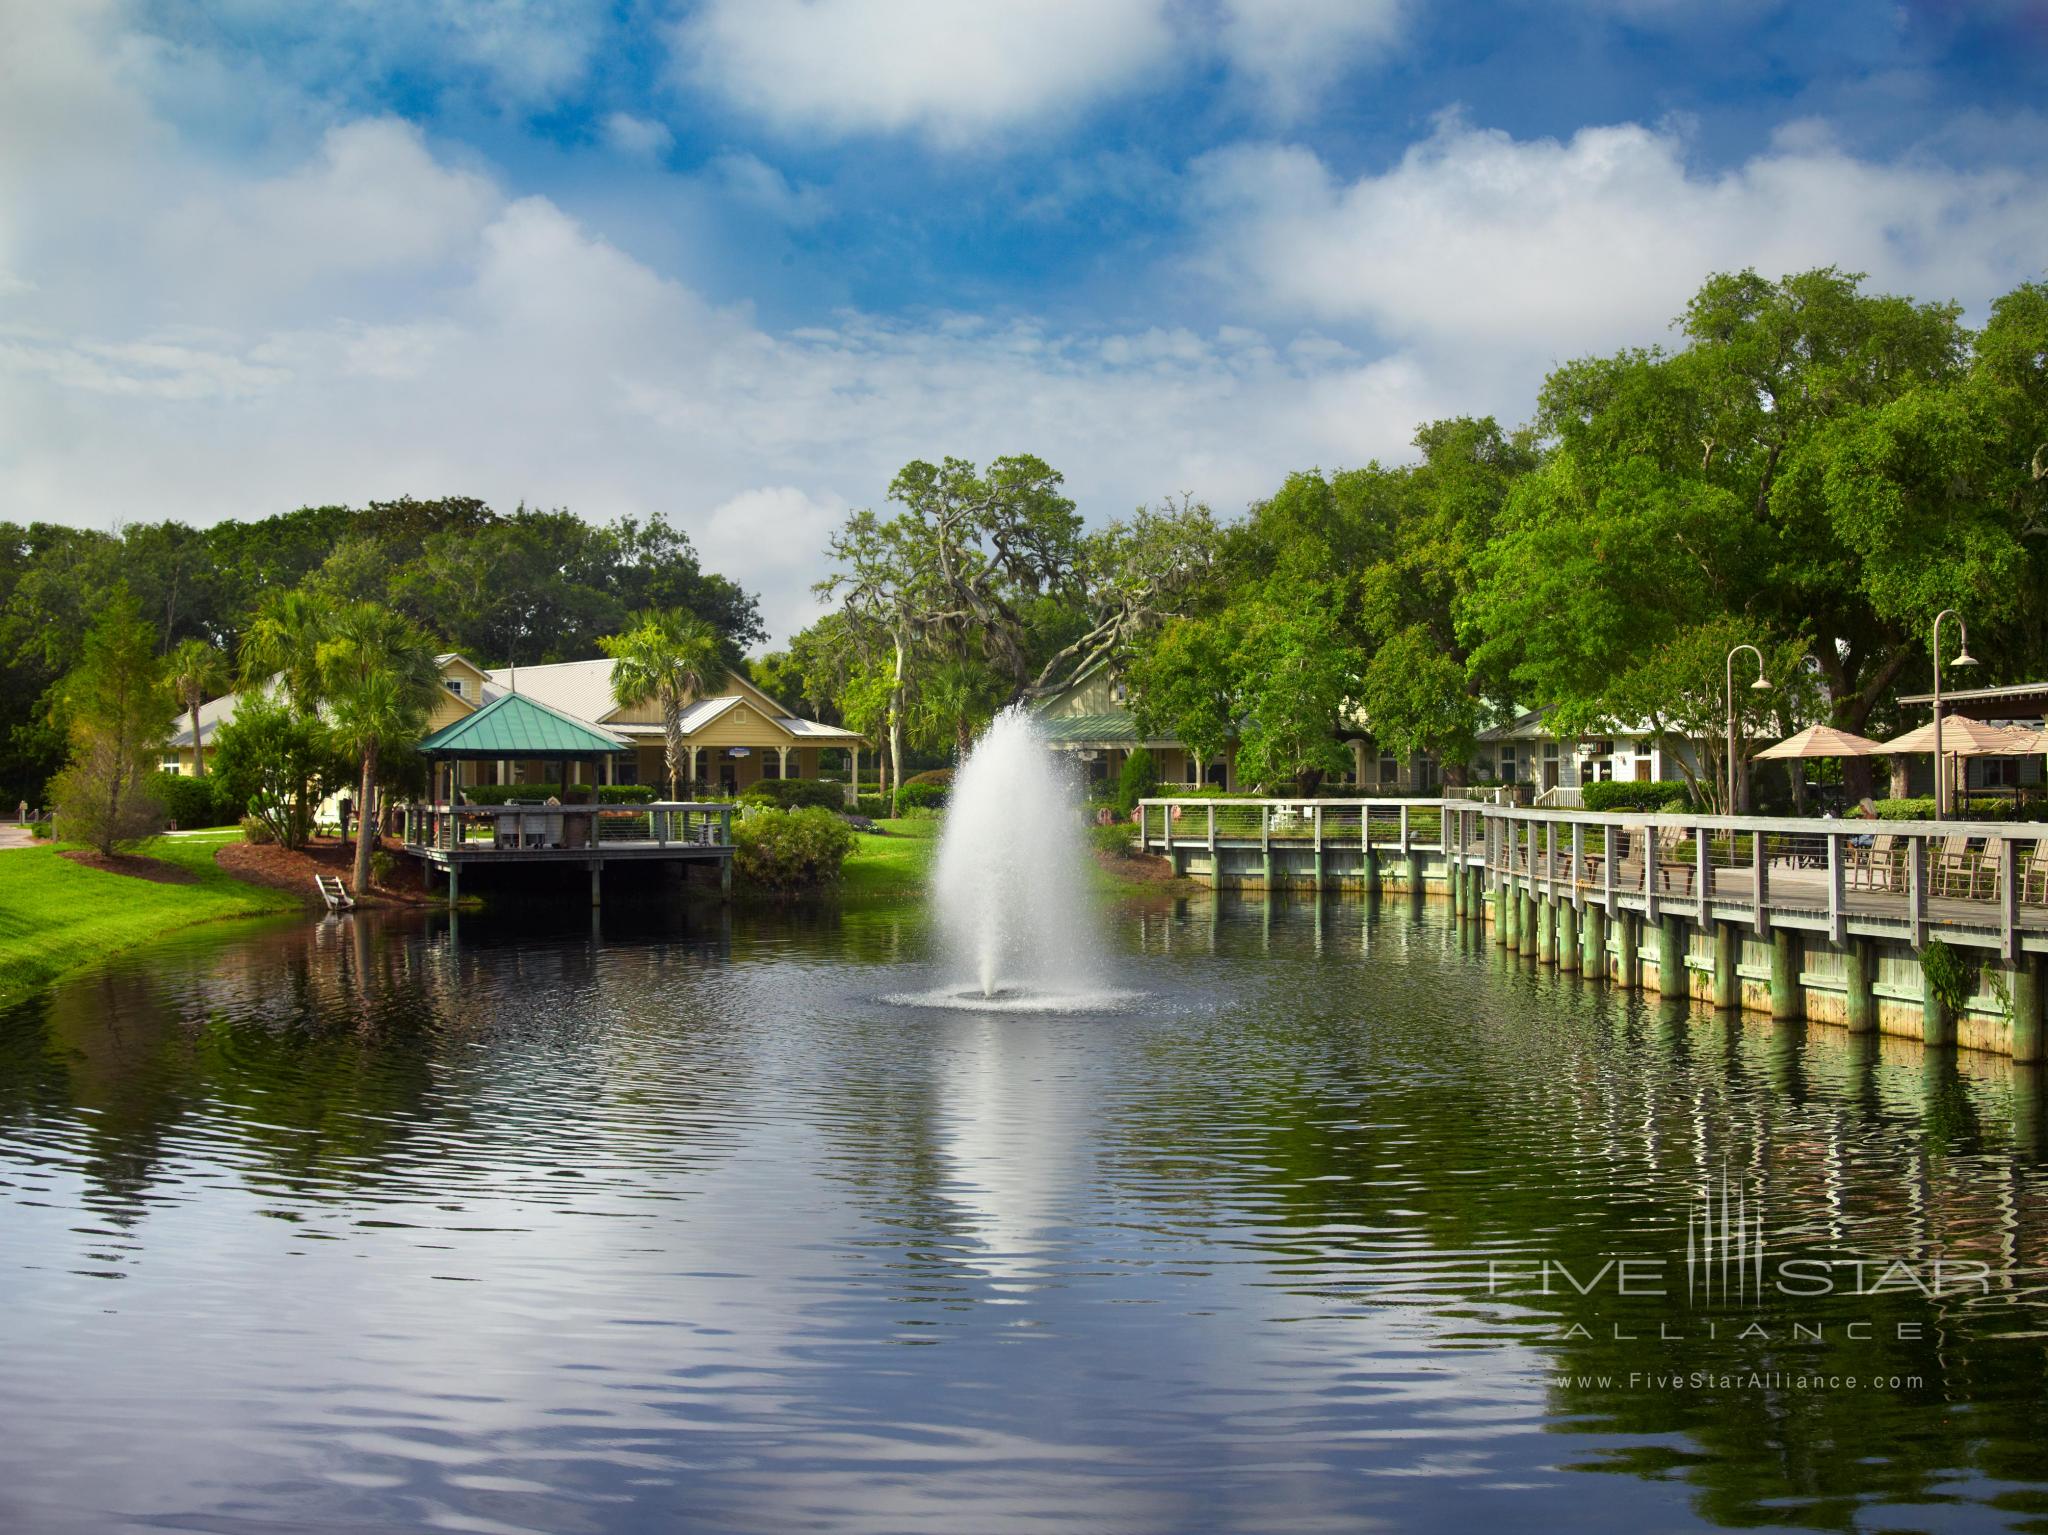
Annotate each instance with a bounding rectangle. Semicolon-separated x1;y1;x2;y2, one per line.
916;706;1120;1009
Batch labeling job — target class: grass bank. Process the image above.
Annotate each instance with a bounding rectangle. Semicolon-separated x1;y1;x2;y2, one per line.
835;817;1193;903
0;831;305;1004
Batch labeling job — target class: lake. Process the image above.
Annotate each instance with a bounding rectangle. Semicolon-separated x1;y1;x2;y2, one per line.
2;892;2046;1533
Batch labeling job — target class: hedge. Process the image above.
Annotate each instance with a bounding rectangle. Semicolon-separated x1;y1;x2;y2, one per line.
1872;796;2024;822
895;779;949;811
148;772;236;829
460;783;656;806
741;778;845;811
732;806;858;891
1582;780;1695;813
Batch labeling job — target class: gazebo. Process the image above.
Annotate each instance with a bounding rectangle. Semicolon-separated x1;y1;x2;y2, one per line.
416;690;630;806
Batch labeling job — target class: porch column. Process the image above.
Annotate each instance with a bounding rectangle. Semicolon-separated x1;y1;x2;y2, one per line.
686;745;699;791
778;745;790;779
850;744;862;807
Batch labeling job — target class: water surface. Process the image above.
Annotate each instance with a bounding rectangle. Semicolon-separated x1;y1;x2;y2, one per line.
3;894;2047;1532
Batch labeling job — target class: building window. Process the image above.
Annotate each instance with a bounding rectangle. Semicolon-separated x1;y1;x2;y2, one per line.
1499;747;1518;783
763;752;782;780
613;755;638;786
444;678;464;698
1378;751;1398;785
160;756;181;774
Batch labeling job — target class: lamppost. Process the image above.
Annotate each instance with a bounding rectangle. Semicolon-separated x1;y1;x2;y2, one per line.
1726;644;1770;814
1930;609;1977;819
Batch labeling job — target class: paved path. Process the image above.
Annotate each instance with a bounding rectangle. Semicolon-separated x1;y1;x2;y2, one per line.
0;824;36;849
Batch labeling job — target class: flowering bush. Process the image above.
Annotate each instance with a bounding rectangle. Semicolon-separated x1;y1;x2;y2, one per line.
732;806;857;892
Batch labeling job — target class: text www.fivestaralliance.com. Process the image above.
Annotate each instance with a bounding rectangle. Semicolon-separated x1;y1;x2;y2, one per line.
1554;1373;1923;1392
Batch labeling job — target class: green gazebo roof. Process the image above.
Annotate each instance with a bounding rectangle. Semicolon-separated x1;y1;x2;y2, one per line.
418;691;628;757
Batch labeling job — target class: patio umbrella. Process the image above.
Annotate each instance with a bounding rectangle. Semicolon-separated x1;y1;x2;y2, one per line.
1752;724;1886;760
1880;715;2027;756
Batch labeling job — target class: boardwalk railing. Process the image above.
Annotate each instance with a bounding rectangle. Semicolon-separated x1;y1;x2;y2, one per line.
1136;798;2048;958
400;801;733;854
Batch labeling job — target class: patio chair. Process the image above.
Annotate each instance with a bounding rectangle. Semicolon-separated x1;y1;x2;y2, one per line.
1934;834;1992;901
2022;840;2048;907
1846;834;1899;893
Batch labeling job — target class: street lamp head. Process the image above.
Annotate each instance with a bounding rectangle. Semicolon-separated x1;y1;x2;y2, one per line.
1953;648;1977;669
1750;675;1772;691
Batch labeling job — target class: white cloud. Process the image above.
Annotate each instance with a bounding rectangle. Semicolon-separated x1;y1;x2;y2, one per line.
709;151;830;226
1190;113;2048;361
675;0;1178;141
601;112;675;157
672;0;1406;141
1217;0;1403;119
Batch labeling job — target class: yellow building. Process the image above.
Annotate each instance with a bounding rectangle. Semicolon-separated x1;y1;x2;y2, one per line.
165;652;866;798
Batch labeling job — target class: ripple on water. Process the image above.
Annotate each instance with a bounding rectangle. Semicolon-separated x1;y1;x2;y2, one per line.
0;898;2044;1533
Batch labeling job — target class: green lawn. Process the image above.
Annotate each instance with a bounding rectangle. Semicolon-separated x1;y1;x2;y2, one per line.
0;832;304;1004
835;816;1185;903
838;817;941;901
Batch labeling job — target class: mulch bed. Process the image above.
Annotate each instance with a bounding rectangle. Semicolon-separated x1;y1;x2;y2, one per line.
1096;848;1194;886
216;835;437;906
59;849;200;885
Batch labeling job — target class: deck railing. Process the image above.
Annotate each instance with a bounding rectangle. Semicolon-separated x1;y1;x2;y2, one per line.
1135;797;2048;958
399;801;733;853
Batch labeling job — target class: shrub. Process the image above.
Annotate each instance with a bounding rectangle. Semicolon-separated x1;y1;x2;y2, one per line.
742;778;845;812
1582;779;1695;813
149;772;233;829
902;768;954;790
370;850;396;886
1872;796;2020;822
1922;938;1975;1017
895;779;950;811
732;805;857;891
855;794;891;819
461;782;562;805
1115;747;1160;815
1089;820;1138;857
598;784;657;804
239;815;276;845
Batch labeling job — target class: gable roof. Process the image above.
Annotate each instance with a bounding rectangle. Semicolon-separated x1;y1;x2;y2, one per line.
482;658;863;742
418;690;628;757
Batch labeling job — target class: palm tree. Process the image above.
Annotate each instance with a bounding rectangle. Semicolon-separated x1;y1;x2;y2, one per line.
321;603;441;894
600;610;730;799
240;589;329;714
165;638;229;777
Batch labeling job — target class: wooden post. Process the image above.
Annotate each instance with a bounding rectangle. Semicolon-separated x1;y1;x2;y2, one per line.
1207;803;1217;854
2011;953;2043;1063
1713;921;1738;1010
1260;801;1272;889
1771;929;1802;1022
1751;828;1768;937
1313;803;1324;889
590;859;602;907
1583;903;1606;980
1659;914;1687;1000
1845;938;1875;1034
1827;832;1845;944
1644;819;1660;923
2000;837;2020;962
1618;912;1640;991
1520;887;1538;958
1558;896;1580;973
1908;834;1928;949
1503;873;1521;950
446;859;460;906
1538;892;1556;966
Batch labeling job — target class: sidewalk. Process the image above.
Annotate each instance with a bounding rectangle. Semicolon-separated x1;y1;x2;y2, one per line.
0;825;36;849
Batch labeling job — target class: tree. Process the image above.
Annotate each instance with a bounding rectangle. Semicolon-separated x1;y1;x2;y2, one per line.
911;658;1005;762
1025;496;1222;700
601;609;730;799
165;638;229;777
1127;617;1236;777
49;592;175;855
1229;596;1360;793
211;692;351;849
320;604;442;893
240;588;332;714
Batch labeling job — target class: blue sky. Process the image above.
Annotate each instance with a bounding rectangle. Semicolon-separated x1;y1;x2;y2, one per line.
4;0;2047;641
